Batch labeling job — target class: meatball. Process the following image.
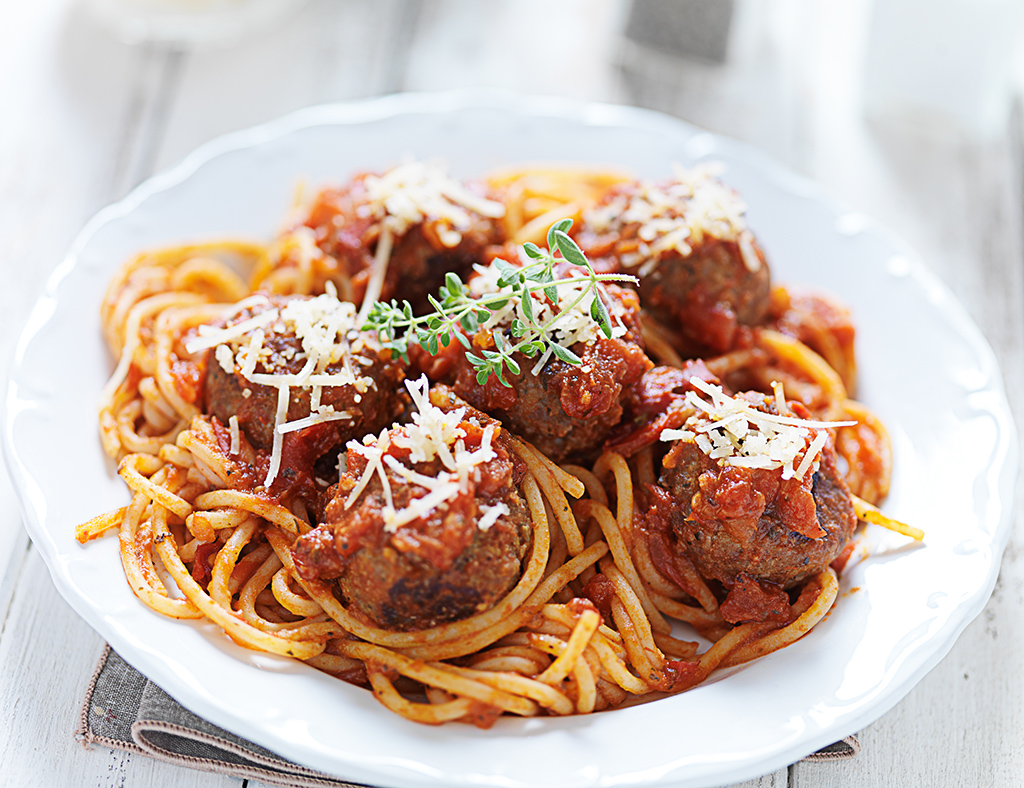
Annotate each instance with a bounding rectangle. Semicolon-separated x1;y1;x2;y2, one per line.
577;166;771;356
291;382;533;631
199;293;407;496
649;389;856;590
415;259;652;462
295;161;506;312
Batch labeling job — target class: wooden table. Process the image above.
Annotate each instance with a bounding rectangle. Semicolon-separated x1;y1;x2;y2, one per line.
2;1;1021;786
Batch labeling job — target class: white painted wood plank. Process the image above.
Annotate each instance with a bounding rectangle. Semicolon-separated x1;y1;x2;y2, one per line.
152;0;424;175
0;495;29;631
714;772;788;788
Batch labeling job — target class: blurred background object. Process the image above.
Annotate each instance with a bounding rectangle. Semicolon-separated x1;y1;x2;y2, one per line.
625;0;736;63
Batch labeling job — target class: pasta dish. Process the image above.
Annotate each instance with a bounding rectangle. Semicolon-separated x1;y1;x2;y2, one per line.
77;159;920;726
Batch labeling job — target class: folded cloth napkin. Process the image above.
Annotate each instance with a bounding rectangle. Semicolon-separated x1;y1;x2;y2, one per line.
76;646;860;787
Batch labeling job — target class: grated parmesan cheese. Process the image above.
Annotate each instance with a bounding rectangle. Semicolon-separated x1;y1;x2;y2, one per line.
660;377;855;480
477;502;510;532
192;290;377;487
214;344;235;375
186;309;280;354
585;163;761;276
228;415;240;456
344;376;503;534
356;160;506;321
363;160;505;242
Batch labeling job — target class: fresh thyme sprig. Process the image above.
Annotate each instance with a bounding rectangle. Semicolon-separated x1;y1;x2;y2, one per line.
362;218;637;386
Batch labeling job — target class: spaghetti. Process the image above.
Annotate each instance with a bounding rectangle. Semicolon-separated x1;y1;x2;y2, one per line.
78;161;918;727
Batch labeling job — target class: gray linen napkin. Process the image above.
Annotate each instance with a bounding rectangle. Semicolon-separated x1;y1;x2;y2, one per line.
76;646;859;786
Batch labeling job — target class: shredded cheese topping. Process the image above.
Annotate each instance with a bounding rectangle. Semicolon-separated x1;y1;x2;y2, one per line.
228;415;241;456
185;286;375;487
361;160;506;242
660;377;855;480
471;261;628;375
355;159;506;321
344;376;502;534
585;163;760;276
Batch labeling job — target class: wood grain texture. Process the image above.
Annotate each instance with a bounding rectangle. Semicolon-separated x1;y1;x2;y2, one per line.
1;1;1021;786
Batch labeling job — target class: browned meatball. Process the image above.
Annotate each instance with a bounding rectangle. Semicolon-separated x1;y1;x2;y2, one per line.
577;167;771;356
649;389;856;589
291;383;533;631
414;261;652;463
199;293;406;497
296;161;506;312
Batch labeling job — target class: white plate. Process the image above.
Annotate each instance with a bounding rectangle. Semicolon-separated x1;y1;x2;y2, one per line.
3;92;1017;788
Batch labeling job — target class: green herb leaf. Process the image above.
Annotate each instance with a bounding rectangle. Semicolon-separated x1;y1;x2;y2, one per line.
553;230;589;268
547;218;573;251
445;272;464;297
535;267;558;305
427;294;446;315
590;292;613;339
521;292;535;324
523;242;543;259
495;259;521;287
549;341;582;365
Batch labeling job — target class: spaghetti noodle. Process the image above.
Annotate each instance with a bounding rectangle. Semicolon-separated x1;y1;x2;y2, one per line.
78;161;918;727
